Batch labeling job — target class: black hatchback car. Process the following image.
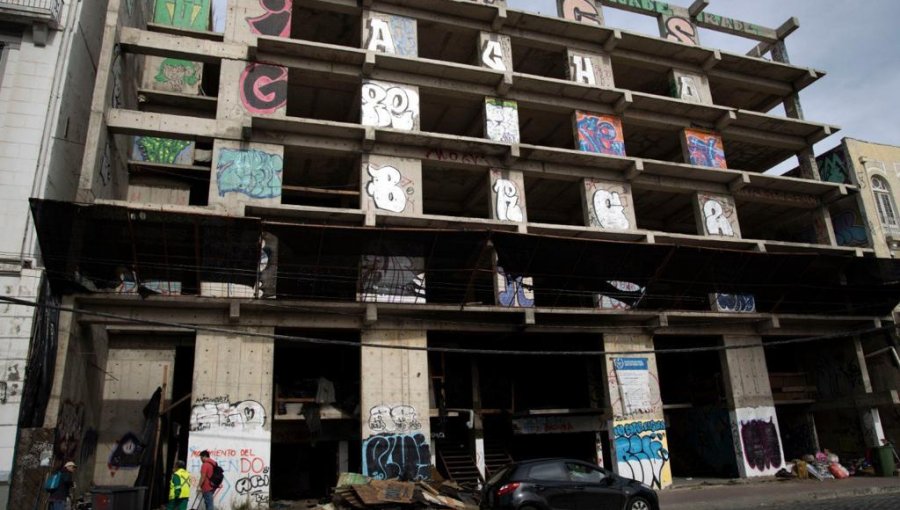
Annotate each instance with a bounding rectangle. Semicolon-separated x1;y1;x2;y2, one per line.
481;458;659;510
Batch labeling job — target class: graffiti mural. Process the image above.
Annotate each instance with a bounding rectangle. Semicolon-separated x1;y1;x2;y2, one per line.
246;0;292;38
663;15;699;45
216;148;283;199
711;293;756;313
493;177;525;222
698;194;738;237
684;129;727;168
368;404;422;433
188;439;271;507
362;81;420;131
132;136;193;165
154;0;210;30
612;419;671;489
152;58;202;92
576;112;625;156
365;14;417;56
189;398;267;432
240;63;288;115
595;281;644;310
108;431;144;475
832;210;868;247
815;146;851;184
362;432;431;481
358;255;426;304
480;34;511;71
735;407;784;476
557;0;603;26
365;164;414;213
568;53;614;88
485;98;520;143
672;75;705;104
584;179;632;230
55;400;85;461
496;267;534;308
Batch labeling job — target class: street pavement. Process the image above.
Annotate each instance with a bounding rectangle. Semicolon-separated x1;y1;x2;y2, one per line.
659;477;900;510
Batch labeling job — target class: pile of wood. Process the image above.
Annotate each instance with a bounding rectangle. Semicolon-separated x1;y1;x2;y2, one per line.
320;474;479;510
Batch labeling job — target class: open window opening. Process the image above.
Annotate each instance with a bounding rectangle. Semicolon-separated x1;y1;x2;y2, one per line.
419;91;484;137
286;70;359;123
509;39;567;80
517;105;574;149
281;148;360;209
619;121;683;162
602;8;669;40
609;58;672;98
291;6;360;48
737;199;825;244
655;335;739;479
521;175;583;227
417;20;478;65
763;337;819;461
271;330;361;501
632;189;697;235
421;165;490;219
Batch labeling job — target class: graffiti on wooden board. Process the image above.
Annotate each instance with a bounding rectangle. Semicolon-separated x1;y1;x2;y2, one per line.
576;112;626;156
240;63;288;115
216;148;283;199
246;0;292;38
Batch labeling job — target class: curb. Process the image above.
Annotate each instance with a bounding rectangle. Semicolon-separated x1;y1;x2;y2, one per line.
661;482;900;509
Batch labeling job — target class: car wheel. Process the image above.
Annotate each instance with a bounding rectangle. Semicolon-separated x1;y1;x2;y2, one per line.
627;497;652;510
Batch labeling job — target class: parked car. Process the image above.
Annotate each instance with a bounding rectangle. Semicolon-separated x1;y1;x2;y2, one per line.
480;458;659;510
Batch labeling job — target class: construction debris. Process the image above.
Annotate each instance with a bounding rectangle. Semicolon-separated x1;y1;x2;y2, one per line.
324;474;480;510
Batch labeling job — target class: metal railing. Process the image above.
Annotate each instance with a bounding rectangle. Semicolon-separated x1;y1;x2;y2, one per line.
0;0;62;23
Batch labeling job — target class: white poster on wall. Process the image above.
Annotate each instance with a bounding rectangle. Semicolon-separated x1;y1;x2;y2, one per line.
614;357;651;415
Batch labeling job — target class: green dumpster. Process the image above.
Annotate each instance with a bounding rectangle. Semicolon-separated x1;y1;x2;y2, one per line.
873;445;897;476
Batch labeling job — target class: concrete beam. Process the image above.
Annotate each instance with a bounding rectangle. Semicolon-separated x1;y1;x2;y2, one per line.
118;26;247;63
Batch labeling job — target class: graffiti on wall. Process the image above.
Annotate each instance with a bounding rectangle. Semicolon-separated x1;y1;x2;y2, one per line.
485;99;520;143
363;432;431;481
663;15;699;45
154;0;210;30
612;419;671;489
153;58;202;92
366;14;417;56
55;400;85;461
735;407;784;476
699;194;737;237
569;53;614;88
481;34;511;71
359;255;426;304
558;0;603;26
368;405;422;433
673;75;705;104
0;361;22;404
246;0;292;38
576;112;626;156
815;146;851;184
492;171;525;222
188;440;271;507
216;148;283;199
685;129;727;168
362;81;420;131
595;280;645;310
832;210;868;247
190;398;267;432
711;293;756;313
133;137;194;165
585;179;631;230
496;267;534;308
240;63;288;115
365;164;415;213
108;431;144;475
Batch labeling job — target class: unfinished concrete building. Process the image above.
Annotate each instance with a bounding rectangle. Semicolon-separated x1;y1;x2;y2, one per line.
12;0;900;508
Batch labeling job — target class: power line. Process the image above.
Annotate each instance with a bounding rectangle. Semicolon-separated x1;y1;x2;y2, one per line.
0;295;892;357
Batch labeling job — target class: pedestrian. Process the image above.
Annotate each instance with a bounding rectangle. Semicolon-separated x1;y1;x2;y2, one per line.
167;460;191;510
47;461;76;510
198;450;220;510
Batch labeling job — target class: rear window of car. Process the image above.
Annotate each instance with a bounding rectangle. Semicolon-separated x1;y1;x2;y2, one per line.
526;462;568;482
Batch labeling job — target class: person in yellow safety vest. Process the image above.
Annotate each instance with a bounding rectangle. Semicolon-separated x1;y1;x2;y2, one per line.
168;460;192;510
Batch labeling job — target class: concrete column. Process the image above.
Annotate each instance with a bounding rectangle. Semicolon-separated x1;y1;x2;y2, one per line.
604;334;671;489
361;81;420;131
218;59;288;122
770;41;804;120
188;327;274;508
669;69;712;105
581;178;636;232
478;32;512;72
658;6;699;46
362;11;418;56
484;98;520;143
694;192;742;238
566;49;614;88
721;335;786;478
853;337;887;447
361;154;423;218
488;169;527;223
360;329;432;481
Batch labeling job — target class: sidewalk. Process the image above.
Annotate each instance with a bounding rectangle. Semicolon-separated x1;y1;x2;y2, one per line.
659;476;900;509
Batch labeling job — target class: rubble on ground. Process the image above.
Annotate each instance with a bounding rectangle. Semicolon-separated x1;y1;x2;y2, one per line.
314;473;480;510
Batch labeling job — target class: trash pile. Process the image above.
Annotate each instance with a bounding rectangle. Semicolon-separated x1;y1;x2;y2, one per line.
779;449;874;481
314;473;480;510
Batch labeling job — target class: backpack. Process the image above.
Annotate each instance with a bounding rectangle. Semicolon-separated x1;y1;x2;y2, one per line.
209;464;225;489
44;471;61;492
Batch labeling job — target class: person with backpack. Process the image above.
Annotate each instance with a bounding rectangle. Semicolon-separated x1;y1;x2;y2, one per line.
198;450;223;510
46;461;76;509
167;460;192;510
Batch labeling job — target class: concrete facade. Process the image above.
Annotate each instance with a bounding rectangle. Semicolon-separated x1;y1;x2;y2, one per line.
9;0;900;507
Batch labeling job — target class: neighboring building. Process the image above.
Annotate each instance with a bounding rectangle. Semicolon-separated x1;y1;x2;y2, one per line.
11;1;900;508
0;0;106;505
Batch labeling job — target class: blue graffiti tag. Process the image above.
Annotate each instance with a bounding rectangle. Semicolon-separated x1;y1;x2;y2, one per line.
216;148;283;199
362;432;431;481
832;211;868;247
497;268;534;308
614;420;669;489
715;293;755;313
577;116;625;156
687;135;725;168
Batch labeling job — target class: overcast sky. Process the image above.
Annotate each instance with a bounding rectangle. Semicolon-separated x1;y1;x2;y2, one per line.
509;0;900;171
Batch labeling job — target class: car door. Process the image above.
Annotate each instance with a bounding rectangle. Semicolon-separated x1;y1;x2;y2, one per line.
525;461;582;510
565;462;625;510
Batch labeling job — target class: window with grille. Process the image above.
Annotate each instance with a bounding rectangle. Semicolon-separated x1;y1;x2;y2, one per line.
872;176;899;227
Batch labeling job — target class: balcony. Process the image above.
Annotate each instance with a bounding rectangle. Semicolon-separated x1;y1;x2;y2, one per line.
0;0;63;41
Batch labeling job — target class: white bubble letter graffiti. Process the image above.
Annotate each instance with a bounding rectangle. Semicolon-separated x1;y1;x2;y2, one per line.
366;18;396;54
593;189;630;230
703;199;734;236
366;165;407;213
481;40;507;71
571;55;596;85
362;82;418;131
493;178;524;222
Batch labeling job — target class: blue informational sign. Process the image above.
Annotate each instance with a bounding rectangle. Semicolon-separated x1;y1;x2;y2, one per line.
613;357;649;371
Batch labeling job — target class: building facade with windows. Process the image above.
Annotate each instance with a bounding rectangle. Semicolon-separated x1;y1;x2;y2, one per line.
9;1;900;508
0;1;106;506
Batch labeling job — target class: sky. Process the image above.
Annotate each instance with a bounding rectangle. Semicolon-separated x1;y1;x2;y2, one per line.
509;0;900;171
